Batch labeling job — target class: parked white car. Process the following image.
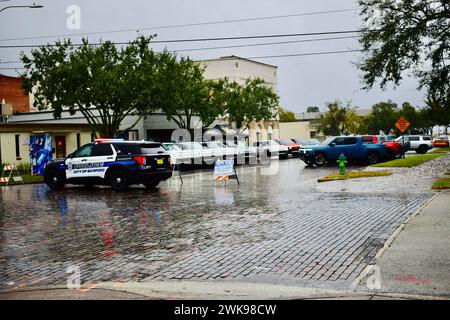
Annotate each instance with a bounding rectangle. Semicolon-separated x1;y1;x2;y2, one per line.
395;135;433;154
201;141;236;164
253;140;289;159
224;140;257;162
162;143;194;165
175;142;204;164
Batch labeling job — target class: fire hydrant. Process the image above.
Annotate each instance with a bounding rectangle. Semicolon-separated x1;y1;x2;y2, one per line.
337;153;347;175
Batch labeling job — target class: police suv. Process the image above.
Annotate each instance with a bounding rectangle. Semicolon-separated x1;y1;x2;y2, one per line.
44;139;172;191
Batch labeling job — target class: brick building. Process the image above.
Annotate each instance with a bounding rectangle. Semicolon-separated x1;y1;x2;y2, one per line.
0;74;30;113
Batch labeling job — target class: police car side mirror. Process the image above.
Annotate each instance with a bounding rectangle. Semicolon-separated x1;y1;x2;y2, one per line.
330;142;336;147
67;153;73;159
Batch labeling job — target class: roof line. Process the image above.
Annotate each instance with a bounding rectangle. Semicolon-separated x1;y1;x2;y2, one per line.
198;55;278;68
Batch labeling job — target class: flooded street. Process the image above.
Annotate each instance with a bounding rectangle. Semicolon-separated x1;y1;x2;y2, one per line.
0;158;436;290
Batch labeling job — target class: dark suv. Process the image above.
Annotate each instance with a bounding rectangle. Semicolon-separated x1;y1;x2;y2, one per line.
44;139;172;191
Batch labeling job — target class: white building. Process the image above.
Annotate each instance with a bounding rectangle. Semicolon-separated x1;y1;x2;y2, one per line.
200;55;278;90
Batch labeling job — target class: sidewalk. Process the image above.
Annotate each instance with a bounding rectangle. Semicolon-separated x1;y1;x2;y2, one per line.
362;191;450;297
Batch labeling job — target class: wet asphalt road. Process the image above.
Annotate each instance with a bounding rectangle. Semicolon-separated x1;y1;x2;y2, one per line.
0;158;437;291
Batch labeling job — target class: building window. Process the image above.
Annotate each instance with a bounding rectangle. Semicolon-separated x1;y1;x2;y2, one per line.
235;62;239;69
76;133;81;149
15;134;20;158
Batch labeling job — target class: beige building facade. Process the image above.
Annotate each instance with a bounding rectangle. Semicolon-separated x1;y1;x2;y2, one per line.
278;122;311;140
0;123;92;166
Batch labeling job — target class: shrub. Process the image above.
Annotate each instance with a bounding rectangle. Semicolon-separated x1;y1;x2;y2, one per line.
16;162;32;174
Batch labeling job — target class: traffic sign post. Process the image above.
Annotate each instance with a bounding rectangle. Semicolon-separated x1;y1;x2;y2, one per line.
395;116;411;158
395;116;411;133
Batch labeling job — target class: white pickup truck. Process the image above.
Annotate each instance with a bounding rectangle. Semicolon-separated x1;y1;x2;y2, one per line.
396;135;433;154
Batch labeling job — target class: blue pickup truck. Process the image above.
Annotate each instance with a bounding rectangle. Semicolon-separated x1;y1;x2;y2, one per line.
299;136;389;166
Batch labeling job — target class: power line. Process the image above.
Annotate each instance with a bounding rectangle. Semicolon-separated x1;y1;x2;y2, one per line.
246;49;362;59
0;60;21;64
0;8;359;42
0;30;365;48
0;49;362;70
0;34;361;62
173;35;360;52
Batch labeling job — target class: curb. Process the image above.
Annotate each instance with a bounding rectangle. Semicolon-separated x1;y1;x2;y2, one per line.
1;283;448;300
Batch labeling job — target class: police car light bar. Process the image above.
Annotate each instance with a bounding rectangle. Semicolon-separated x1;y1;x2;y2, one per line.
95;138;125;142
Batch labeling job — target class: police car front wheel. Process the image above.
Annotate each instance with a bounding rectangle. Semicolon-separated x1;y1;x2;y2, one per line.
44;170;66;190
109;170;129;191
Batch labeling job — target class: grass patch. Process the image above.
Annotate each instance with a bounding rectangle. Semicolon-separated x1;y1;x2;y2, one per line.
372;153;445;168
432;178;450;190
431;147;450;153
318;171;392;182
0;175;43;186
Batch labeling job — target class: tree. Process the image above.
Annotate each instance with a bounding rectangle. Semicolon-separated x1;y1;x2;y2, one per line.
21;36;167;138
423;98;450;134
306;106;320;113
278;107;297;122
318;101;363;136
220;78;279;134
398;102;423;134
364;101;399;134
358;0;450;106
157;56;225;132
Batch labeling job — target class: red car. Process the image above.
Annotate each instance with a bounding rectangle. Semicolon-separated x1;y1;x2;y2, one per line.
433;137;449;147
275;139;301;157
362;135;402;158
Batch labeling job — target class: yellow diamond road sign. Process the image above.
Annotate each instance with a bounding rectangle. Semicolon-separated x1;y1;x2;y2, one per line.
395;116;410;133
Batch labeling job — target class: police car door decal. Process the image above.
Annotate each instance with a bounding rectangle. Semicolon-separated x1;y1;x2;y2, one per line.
69;157;108;178
66;144;115;179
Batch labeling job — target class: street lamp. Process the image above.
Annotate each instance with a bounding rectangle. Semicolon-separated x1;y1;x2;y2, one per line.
0;4;43;13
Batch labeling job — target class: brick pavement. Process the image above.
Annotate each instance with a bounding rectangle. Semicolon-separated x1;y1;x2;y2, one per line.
0;161;433;290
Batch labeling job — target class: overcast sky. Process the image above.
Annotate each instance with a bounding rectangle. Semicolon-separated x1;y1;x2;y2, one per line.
0;0;426;113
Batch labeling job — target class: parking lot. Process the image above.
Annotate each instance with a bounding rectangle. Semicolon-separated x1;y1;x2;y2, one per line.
0;158;437;291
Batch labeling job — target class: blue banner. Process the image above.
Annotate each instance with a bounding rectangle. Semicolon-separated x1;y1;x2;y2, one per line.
29;133;52;176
